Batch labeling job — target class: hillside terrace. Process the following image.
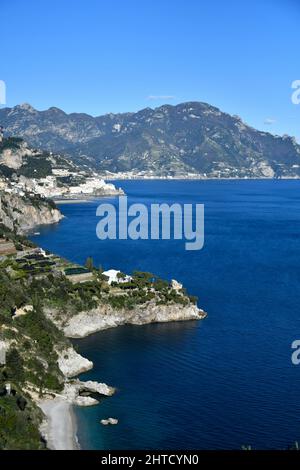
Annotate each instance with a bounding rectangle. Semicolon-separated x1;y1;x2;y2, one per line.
1;245;96;283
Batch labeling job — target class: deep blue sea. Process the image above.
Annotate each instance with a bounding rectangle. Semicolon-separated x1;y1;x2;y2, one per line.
31;180;300;450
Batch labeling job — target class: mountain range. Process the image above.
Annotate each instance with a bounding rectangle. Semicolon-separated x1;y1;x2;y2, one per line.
1;101;300;178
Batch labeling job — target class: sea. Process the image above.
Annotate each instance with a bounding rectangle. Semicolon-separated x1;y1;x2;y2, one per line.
30;179;300;450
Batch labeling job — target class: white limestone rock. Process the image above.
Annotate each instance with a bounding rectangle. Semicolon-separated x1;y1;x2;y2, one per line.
171;279;183;291
82;380;115;397
47;302;207;339
62;379;115;406
101;418;118;425
13;304;33;318
74;396;99;407
57;347;93;378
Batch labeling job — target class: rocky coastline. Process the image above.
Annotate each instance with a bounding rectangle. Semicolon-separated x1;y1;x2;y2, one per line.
37;298;206;449
46;302;207;339
0;189;207;450
0;192;63;234
36;297;206;449
30;345;115;450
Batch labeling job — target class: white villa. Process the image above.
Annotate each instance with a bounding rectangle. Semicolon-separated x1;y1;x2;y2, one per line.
102;269;132;285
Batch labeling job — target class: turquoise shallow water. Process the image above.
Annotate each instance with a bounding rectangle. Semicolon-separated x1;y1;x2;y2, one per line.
31;180;300;449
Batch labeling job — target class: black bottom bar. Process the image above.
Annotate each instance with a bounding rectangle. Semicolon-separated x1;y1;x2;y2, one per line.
1;450;300;466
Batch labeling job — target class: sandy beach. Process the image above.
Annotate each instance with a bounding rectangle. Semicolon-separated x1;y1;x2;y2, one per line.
39;399;79;450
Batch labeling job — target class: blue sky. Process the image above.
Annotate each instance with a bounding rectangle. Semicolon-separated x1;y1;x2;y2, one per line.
1;0;300;138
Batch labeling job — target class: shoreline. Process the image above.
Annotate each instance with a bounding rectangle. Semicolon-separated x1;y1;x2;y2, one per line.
39;399;79;450
53;192;123;204
54;198;94;204
27;195;206;450
104;176;300;181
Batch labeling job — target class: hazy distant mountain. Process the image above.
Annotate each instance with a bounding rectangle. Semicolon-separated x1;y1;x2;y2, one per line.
1;101;300;178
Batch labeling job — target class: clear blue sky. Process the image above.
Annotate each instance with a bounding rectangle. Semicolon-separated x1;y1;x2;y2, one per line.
1;0;300;138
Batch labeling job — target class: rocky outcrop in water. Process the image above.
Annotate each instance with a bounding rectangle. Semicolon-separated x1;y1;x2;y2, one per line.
62;379;115;406
101;418;118;425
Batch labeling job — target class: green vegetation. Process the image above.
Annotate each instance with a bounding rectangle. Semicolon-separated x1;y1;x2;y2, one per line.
17;153;53;179
0;137;79;193
21;192;57;210
0;228;196;318
0;389;45;450
107;271;196;310
6;348;25;384
0;136;23;152
43;274;101;312
0;267;65;389
85;256;94;271
64;266;90;276
0;164;15;179
0;230;69;449
0;226;196;449
0;224;36;248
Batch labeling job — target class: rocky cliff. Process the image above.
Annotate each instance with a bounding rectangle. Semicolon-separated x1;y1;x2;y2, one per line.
0;191;63;233
46;301;206;339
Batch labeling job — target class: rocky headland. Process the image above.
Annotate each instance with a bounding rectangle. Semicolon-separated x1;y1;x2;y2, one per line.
0;223;207;449
0;191;63;233
46;302;206;339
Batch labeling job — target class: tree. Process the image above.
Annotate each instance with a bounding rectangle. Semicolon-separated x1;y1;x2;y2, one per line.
6;348;24;384
98;264;103;274
85;257;94;272
117;271;126;280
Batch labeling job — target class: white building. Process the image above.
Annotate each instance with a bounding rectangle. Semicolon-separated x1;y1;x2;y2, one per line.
102;269;132;285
